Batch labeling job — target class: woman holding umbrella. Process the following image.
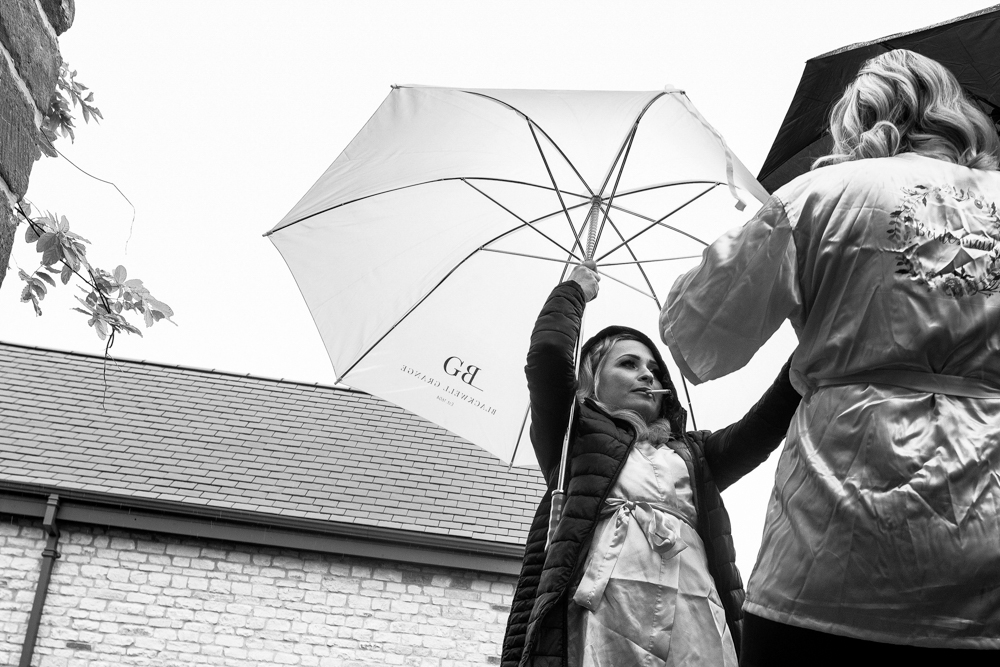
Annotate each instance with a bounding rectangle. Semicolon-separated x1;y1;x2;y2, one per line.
501;261;800;667
661;50;1000;662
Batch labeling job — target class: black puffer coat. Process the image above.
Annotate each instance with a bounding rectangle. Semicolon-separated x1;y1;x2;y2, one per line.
501;281;801;667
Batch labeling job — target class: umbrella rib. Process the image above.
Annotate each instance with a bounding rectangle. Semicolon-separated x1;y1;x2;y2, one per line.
593;122;640;250
461;90;595;195
335;199;596;383
334;250;488;383
598;255;703;266
595;208;663;306
465;177;592;201
478;249;655;299
596;91;668;196
526;121;588;258
461;179;586;261
459;90;601;257
508;402;532;468
594;201;700;428
590;92;669;250
608;179;726;198
595;184;719;262
606;196;717;243
268;176;590;236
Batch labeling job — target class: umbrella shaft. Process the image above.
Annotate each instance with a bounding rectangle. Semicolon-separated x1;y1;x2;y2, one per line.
586;198;601;259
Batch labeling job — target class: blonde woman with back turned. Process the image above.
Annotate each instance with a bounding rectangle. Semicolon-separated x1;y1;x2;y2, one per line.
661;50;1000;664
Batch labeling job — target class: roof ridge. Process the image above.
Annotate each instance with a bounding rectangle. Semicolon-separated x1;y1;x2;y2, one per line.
0;339;361;393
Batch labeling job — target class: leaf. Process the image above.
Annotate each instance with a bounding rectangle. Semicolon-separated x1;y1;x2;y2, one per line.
150;301;174;318
113;265;127;283
36;130;58;158
36;272;56;287
95;319;109;340
35;213;55;231
143;309;154;328
41;246;62;267
24;225;40;243
64;231;91;243
36;232;58;251
61;246;79;271
61;264;73;284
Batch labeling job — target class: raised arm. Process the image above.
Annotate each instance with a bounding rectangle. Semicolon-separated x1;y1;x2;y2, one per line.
702;356;801;491
525;264;598;486
661;197;801;384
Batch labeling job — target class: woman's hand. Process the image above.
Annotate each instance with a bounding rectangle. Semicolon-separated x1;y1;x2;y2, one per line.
569;260;600;302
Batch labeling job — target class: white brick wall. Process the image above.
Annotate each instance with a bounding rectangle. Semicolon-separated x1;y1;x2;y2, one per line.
0;517;46;666
0;515;518;666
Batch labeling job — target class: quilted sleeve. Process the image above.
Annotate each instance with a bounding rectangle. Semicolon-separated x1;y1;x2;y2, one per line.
525;280;586;488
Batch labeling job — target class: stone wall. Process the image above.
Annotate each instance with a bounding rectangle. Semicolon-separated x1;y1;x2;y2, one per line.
0;515;518;667
0;0;74;290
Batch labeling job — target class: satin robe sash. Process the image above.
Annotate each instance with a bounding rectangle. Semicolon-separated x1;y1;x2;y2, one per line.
573;498;691;612
815;369;1000;399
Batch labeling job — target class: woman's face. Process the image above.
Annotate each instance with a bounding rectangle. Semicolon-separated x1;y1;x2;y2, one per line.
596;339;663;424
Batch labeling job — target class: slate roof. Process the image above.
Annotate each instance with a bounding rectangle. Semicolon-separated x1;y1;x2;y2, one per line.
0;342;546;546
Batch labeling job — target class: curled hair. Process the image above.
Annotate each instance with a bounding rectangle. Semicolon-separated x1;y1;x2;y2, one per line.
576;333;673;445
814;50;1000;170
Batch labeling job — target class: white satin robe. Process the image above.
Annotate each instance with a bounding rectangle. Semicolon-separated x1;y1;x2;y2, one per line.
568;440;737;666
661;153;1000;648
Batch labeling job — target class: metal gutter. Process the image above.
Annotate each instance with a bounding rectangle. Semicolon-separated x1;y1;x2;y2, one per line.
0;482;524;575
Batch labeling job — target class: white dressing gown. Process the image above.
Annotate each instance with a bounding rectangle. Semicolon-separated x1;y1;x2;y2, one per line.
568;440;737;666
661;153;1000;648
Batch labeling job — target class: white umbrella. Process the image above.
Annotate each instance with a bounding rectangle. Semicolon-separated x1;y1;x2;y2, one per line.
267;85;767;466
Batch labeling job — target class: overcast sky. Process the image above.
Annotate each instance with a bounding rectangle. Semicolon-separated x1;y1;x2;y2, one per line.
3;0;995;576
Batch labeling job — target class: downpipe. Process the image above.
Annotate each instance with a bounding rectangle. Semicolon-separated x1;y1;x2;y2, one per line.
19;494;60;667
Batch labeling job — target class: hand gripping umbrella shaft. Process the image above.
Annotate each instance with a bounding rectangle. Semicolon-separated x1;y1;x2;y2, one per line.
546;198;601;551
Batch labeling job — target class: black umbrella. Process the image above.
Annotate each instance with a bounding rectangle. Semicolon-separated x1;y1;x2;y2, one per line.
758;4;1000;194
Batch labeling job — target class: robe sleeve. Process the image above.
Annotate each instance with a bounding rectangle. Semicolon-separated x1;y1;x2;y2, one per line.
660;196;801;383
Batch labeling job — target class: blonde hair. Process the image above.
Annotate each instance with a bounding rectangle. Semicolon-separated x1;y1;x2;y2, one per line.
814;50;1000;170
576;333;672;444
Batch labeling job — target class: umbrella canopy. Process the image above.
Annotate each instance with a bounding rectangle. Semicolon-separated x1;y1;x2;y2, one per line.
758;4;1000;193
267;85;766;465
